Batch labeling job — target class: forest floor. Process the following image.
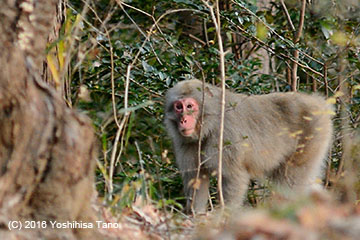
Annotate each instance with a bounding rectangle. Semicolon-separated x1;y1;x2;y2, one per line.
101;192;360;240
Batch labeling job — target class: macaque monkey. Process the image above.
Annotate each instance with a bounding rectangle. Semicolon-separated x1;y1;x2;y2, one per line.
164;80;333;213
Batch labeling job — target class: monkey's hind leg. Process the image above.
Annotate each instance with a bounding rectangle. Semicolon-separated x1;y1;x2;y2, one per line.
270;132;332;196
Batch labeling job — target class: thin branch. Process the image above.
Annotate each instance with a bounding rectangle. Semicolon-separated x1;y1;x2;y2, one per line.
244;43;259;60
291;52;299;91
135;141;149;203
67;3;106;36
108;115;129;200
59;1;90;90
324;62;329;97
120;1;152;18
202;0;225;210
290;0;306;92
109;30;119;127
280;0;295;31
107;61;131;201
191;62;207;215
294;0;306;44
188;33;206;46
204;19;210;47
280;0;296;89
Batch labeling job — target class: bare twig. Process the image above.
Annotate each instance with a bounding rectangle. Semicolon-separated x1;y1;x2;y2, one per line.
107;62;131;200
280;0;295;31
290;0;306;92
324;63;329;97
294;0;306;44
108;113;130;199
204;19;210;47
286;63;292;85
202;0;225;210
188;33;206;46
244;43;259;60
280;0;295;88
191;62;207;215
120;1;152;18
59;1;90;97
109;29;118;127
135;141;149;203
67;3;106;36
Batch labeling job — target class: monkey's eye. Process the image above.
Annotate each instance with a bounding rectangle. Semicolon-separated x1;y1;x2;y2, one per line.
187;104;192;109
174;102;183;111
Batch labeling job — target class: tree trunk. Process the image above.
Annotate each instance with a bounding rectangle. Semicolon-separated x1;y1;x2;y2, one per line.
0;1;101;239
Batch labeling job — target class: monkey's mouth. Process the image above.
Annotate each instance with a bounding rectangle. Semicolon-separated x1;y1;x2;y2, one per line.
180;128;195;136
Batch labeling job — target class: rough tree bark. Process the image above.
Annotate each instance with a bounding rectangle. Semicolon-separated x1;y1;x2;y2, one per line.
0;1;102;239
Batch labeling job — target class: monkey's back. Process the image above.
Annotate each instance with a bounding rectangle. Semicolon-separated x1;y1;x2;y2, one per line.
217;91;333;179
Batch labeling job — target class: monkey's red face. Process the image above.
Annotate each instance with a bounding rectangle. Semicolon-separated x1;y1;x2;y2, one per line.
173;98;199;137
